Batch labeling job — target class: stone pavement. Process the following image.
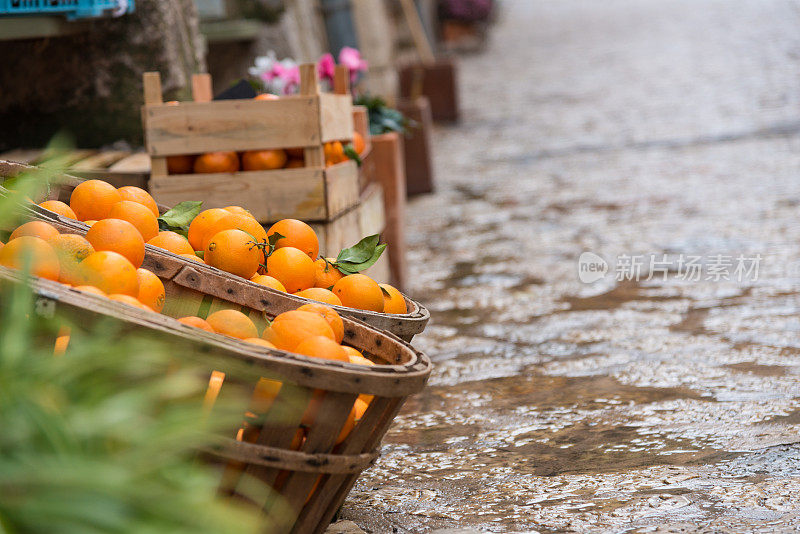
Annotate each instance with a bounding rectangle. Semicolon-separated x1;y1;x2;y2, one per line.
335;0;800;532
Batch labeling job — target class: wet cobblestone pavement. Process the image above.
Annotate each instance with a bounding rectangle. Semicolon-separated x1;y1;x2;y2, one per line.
339;1;800;532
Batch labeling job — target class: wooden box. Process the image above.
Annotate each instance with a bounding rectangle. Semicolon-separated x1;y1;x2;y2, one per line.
398;57;460;123
141;65;359;223
397;96;435;196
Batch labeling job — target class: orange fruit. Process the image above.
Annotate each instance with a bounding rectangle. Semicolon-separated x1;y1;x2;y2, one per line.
136;268;165;313
38;200;77;219
73;285;107;297
379;283;407;314
223;206;253;218
108;294;153;311
313;258;344;289
343;346;364;359
180;253;203;263
261;310;335;351
10;221;60;242
85;218;145;268
49;234;94;285
193;151;240;174
352;131;366;155
243;338;276;349
286;147;305;158
297;303;344;343
78;251;139;296
108;200;159;242
250;274;287;292
285;158;304;169
294;335;348;362
295;287;342;306
324;141;346;166
84;220;97;227
187;208;233;251
242;149;287;171
354;398;369;421
147;231;194;255
204;229;263;279
336;405;356;444
267;219;319;259
0;236;60;281
69;179;121;221
167;155;195;175
54;332;70;356
347;352;374;367
203;370;226;412
117;186;159;217
265;246;315;293
254;93;279;100
206;309;257;339
200;213;267;251
332;274;384;312
178;316;214;332
249;378;282;417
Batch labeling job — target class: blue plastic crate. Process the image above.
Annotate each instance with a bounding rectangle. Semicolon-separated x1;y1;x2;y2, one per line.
0;0;134;20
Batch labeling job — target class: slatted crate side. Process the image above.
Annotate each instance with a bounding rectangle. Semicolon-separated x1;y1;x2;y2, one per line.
143;97;323;157
149;167;330;223
142;68;361;223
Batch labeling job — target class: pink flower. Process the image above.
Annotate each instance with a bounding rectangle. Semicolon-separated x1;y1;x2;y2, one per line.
338;47;368;83
318;53;336;84
282;64;300;94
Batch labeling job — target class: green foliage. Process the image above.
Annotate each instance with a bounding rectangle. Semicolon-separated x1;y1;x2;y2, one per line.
0;169;264;534
158;201;204;237
334;234;386;275
343;144;362;166
353;95;411;135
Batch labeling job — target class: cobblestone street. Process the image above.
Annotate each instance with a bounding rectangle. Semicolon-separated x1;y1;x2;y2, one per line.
340;0;800;532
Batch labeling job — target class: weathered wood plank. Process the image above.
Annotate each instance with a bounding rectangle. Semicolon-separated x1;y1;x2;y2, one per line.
149;168;328;222
319;93;354;143
143;97;321;156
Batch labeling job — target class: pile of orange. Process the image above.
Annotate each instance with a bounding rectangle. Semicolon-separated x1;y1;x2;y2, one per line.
0;218;164;313
180;303;373;446
33;178;407;315
183;209;407;315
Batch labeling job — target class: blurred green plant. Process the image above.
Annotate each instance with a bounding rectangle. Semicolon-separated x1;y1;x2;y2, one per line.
0;168;265;533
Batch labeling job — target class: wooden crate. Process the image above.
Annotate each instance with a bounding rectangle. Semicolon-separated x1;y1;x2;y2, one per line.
141;65;359;223
0;261;431;534
0;160;429;341
311;182;390;284
369;132;408;290
397;96;435;196
0;148;150;189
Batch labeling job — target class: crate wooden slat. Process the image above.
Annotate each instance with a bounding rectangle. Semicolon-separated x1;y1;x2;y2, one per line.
142;65;358;223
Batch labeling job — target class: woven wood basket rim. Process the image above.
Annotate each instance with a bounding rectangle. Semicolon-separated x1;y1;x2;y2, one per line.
204;440;379;474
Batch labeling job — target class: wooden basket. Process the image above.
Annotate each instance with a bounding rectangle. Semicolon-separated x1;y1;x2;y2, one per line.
141;65;360;223
0;198;432;533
